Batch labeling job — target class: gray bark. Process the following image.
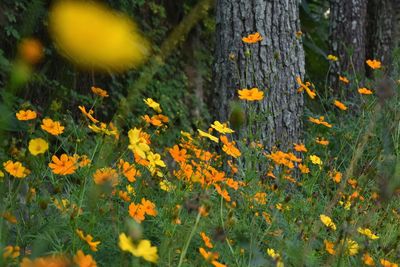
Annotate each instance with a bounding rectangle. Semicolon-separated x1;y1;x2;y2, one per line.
329;0;368;91
367;0;397;69
212;0;305;150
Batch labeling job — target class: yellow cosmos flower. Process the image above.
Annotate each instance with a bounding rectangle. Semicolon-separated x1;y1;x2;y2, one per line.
211;121;234;134
310;155;322;165
28;138;49;156
340;239;359;256
144;98;162;113
357;227;379;240
49;1;149;71
327;54;338;61
147;152;166;168
3;160;30;178
198;129;219;143
320;214;336;230
128;128;151;158
118;233;159;263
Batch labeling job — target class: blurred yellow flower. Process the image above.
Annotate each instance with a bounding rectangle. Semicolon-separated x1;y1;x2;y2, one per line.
118;233;159;263
28;138;49;156
327;54;338;61
320;214;336;230
310;155;322;165
144;98;162;113
341;239;359;256
211;121;234;134
49;1;149;71
128;128;151;158
198;129;219;143
357;227;379;240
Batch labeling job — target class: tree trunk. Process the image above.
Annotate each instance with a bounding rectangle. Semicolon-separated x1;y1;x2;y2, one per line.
367;0;397;72
212;0;305;150
328;0;368;91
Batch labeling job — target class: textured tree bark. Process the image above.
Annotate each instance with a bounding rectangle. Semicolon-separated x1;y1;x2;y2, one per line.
367;0;397;70
328;0;368;91
212;0;305;149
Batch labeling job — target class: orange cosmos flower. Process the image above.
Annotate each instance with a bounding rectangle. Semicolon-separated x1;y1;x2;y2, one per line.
128;203;146;223
339;75;349;84
309;116;332;128
199;247;219;262
293;143;307;152
380;259;398;267
298;163;310;174
20;255;70;267
16;109;37;121
296;77;316;99
330;171;342;183
366;59;381;69
200;232;213;248
73;250;97;267
238;88;264;101
220;136;241;158
76;229;101;252
41;118;65;135
93;167;118;186
91;86;109;97
169;145;187;164
358;87;373;95
78;106;99;123
118;159;140;182
333;100;347;111
242;32;263;44
316;137;329;146
324;240;336;255
141;198;157;216
48;154;77;175
3;160;30;178
362;253;375;266
18;38;43;65
214;184;231;202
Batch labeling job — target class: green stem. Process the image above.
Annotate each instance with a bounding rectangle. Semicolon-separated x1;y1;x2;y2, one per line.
177;212;201;267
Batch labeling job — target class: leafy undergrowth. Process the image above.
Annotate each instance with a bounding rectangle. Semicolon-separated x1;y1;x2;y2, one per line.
1;61;399;267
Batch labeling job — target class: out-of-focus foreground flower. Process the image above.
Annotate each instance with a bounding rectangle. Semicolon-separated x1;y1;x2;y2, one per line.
48;1;149;71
